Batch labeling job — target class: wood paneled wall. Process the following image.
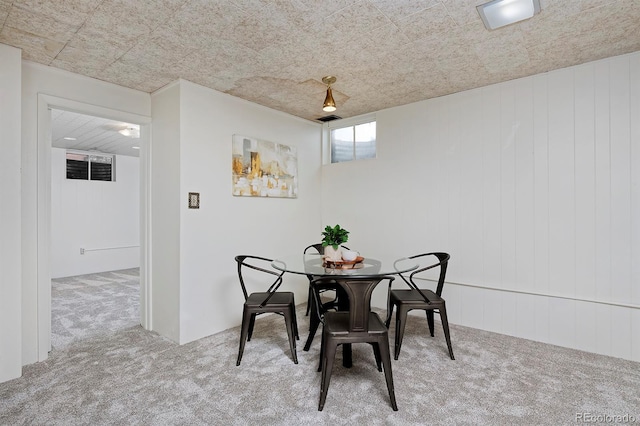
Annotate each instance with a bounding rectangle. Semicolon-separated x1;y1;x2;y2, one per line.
324;52;639;361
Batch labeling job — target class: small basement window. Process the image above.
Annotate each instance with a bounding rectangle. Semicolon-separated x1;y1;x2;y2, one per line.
66;151;115;181
330;120;376;163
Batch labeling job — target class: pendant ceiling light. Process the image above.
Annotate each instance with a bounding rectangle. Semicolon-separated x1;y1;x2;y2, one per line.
322;76;337;112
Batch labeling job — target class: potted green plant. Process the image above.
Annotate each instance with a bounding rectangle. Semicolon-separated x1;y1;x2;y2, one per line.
321;224;349;261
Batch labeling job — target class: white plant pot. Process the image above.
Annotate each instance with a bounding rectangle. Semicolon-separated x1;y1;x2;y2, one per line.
324;245;342;262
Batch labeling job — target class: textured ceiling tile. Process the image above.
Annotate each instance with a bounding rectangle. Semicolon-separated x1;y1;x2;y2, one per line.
441;0;486;27
0;26;64;63
396;2;457;42
223;12;291;52
540;0;620;16
232;0;324;31
78;0;184;45
50;50;110;79
78;15;146;46
259;35;329;80
98;59;177;93
12;0;101;26
227;77;312;103
327;1;392;38
158;0;244;49
294;0;362;18
5;6;79;41
471;30;530;74
0;0;11;23
350;22;412;56
175;52;245;91
562;0;640;40
53;44;117;69
119;35;196;74
65;29;130;60
369;0;441;25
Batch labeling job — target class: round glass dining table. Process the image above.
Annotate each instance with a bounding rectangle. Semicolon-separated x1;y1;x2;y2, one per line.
271;253;419;277
272;253;419;368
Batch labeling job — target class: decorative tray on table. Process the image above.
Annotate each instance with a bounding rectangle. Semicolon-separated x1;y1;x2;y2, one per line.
322;256;365;269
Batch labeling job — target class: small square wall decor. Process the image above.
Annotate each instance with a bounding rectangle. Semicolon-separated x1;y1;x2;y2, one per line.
232;134;298;198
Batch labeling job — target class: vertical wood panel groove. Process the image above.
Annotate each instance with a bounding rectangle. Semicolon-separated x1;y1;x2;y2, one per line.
357;52;639;361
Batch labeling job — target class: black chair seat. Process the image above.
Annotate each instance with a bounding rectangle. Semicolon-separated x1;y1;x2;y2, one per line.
324;311;388;336
246;292;295;308
388;289;442;305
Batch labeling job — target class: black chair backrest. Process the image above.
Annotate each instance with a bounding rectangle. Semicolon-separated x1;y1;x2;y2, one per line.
235;255;284;305
303;243;350;255
311;275;394;332
303;244;324;255
397;252;450;302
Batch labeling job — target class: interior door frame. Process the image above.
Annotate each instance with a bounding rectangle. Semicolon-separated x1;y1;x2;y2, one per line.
37;94;152;360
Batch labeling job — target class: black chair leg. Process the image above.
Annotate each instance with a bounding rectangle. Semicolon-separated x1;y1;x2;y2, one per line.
385;299;394;328
439;304;455;360
304;314;321;351
378;335;398;411
291;298;299;340
237;308;251;366
247;313;257;341
319;341;337;411
283;308;298;364
394;307;409;360
342;344;352;368
372;343;382;372
317;330;325;372
306;285;312;316
426;310;435;337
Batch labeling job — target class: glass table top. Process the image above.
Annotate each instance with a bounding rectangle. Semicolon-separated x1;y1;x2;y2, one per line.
272;253;418;277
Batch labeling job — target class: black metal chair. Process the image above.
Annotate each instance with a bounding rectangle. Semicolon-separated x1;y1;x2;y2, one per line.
312;275;398;411
302;244;345;351
385;252;454;360
235;255;299;366
303;243;347;315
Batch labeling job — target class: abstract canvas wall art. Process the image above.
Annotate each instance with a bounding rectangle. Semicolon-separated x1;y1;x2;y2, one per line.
232;135;298;198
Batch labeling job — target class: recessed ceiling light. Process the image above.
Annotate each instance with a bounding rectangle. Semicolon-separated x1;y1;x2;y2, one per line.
132;146;140;150
63;137;77;141
477;0;540;30
119;126;140;138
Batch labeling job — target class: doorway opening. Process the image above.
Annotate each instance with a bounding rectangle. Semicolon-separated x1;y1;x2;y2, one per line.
49;109;143;350
37;94;151;360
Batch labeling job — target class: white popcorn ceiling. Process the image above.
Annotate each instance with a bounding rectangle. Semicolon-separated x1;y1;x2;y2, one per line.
1;0;639;122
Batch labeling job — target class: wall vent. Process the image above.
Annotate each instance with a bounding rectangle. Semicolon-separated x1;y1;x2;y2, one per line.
316;114;342;122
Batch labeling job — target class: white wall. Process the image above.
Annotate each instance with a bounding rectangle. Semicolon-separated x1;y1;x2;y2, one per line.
51;148;140;278
149;83;182;342
21;61;151;365
0;44;23;383
151;79;322;345
322;52;640;362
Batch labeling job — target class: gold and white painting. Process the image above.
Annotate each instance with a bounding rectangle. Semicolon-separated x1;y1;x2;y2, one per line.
232;135;298;198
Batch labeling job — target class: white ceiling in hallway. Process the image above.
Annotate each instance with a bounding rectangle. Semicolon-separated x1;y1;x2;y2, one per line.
51;109;141;157
2;0;639;122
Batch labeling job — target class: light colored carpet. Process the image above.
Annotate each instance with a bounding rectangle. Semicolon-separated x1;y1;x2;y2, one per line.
50;268;140;350
1;270;639;425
